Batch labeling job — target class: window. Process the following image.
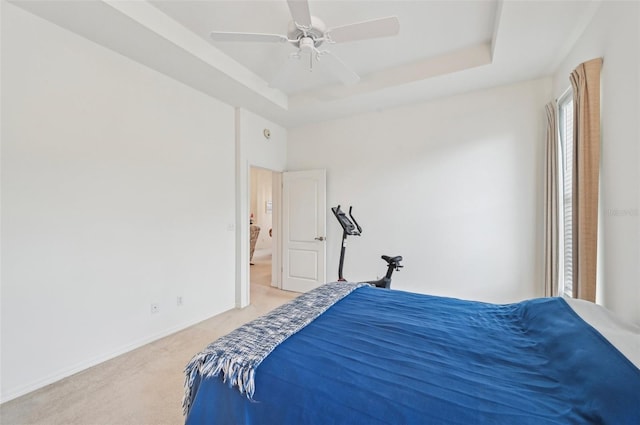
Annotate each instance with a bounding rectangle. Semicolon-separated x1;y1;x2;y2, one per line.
557;90;574;298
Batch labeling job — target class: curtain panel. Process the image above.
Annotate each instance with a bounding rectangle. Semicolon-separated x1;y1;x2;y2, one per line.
544;102;559;297
569;57;603;302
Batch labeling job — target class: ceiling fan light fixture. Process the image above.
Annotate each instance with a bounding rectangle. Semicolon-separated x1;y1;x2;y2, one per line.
299;37;315;54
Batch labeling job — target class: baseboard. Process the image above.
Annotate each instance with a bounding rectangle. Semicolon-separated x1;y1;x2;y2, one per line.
0;307;234;404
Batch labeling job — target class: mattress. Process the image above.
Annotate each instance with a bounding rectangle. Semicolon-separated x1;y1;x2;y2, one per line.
564;296;640;368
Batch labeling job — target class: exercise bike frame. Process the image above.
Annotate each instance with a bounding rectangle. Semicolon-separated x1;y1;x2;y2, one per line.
331;205;403;288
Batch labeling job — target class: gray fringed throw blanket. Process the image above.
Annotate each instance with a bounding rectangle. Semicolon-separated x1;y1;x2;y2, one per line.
183;281;366;416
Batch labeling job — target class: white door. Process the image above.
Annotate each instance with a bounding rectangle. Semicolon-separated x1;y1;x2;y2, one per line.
282;169;326;292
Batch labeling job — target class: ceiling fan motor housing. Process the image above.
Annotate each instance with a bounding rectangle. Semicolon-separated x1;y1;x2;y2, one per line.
287;16;326;48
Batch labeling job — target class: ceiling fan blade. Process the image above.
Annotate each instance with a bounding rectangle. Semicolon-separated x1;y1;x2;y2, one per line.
287;0;312;27
269;54;301;89
317;51;360;86
210;31;288;43
327;16;400;43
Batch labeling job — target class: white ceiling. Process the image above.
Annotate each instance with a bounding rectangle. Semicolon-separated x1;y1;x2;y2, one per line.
11;0;601;128
150;0;498;94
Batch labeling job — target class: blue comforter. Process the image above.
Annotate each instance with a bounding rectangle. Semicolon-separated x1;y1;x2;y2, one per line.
186;286;640;424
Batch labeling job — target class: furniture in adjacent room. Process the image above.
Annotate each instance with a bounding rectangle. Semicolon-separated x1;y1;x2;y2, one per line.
249;225;260;264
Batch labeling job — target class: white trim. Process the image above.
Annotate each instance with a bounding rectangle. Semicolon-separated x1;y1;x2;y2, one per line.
235;109;250;308
102;0;287;110
557;85;573;105
271;172;283;288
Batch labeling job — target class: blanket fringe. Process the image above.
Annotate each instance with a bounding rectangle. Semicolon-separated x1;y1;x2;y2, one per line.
182;282;366;417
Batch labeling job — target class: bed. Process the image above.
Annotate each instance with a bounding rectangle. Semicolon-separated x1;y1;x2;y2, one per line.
183;282;640;424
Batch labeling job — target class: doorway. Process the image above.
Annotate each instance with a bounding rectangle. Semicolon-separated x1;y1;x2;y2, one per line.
249;166;274;289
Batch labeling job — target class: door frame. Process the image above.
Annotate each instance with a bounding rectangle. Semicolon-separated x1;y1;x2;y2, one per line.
249;165;282;290
237;162;282;309
234;107;287;309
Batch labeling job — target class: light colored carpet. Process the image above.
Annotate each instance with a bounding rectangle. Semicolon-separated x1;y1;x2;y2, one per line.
0;263;297;425
250;248;273;288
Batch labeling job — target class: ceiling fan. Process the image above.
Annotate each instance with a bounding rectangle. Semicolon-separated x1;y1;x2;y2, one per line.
209;0;400;88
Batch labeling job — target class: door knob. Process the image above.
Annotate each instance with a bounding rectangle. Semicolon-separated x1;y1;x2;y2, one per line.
315;236;326;241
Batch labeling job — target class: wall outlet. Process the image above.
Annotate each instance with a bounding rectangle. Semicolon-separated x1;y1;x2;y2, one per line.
150;303;159;314
176;296;183;306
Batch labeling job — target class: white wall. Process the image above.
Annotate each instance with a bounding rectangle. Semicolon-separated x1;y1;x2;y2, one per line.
1;3;236;402
235;109;286;306
552;1;639;324
288;78;551;304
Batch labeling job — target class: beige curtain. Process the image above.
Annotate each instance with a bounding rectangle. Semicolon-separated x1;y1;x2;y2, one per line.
543;102;559;297
569;57;603;302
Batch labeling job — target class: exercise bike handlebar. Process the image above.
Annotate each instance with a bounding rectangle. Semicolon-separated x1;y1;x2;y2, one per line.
348;206;363;234
331;205;361;236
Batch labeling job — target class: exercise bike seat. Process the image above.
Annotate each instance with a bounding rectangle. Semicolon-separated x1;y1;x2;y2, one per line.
382;255;403;264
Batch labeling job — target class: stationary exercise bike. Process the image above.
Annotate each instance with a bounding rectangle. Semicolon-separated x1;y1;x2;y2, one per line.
331;205;403;289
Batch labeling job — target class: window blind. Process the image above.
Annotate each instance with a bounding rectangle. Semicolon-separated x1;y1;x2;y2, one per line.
560;98;574;298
